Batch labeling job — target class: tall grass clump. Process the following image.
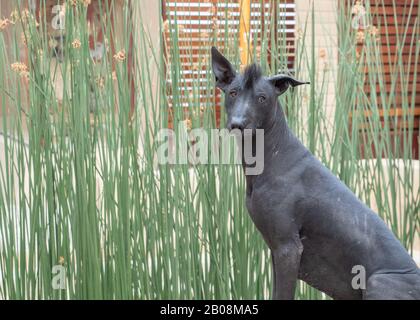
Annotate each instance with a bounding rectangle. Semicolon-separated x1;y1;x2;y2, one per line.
0;0;418;300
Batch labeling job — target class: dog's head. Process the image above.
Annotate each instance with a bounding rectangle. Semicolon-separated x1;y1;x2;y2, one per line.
211;47;309;131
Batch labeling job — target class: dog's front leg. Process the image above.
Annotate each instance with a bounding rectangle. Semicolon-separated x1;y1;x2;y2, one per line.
271;241;302;300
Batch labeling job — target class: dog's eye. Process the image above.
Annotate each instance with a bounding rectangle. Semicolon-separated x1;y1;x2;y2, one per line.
258;96;266;103
229;90;237;98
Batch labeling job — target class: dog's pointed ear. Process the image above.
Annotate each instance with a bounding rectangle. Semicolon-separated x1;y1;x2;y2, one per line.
211;47;236;91
268;74;309;96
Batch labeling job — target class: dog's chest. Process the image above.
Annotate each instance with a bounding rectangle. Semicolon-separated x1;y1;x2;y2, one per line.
246;185;288;230
246;176;290;212
244;175;301;245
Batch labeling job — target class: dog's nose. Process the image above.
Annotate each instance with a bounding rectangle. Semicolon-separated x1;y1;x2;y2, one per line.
228;117;246;131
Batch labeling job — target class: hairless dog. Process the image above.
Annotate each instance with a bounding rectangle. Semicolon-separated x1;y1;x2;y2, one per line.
211;47;420;300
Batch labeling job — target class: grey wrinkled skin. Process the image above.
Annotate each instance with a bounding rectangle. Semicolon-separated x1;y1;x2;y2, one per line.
211;47;420;300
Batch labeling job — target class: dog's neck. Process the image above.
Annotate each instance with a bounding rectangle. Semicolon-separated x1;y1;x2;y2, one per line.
264;102;294;154
242;101;303;195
